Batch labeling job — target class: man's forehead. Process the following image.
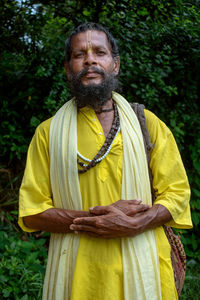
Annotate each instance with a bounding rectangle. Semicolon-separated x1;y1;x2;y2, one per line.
70;30;110;50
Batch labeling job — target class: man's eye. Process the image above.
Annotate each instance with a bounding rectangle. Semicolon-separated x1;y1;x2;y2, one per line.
97;51;106;56
74;53;84;58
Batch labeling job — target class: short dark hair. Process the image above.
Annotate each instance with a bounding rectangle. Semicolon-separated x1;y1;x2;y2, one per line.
65;22;119;62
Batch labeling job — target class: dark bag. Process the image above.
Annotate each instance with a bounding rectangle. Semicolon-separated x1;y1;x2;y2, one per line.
130;102;186;297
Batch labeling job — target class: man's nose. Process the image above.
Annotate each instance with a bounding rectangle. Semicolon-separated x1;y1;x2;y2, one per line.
84;51;97;66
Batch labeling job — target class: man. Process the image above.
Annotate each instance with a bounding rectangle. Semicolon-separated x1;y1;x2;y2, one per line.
18;23;192;300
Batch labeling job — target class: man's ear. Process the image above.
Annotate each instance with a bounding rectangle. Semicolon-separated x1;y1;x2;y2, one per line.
113;56;120;76
64;61;71;80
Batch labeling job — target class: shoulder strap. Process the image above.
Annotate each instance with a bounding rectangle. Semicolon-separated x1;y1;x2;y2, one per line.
130;102;155;202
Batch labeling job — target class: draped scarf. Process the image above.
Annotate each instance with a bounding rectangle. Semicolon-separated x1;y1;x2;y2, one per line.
43;92;161;300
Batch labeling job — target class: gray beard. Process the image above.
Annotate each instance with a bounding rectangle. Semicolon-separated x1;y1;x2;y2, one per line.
68;66;119;109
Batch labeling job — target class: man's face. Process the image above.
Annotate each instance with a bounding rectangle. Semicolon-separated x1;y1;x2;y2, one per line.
65;30;120;108
65;30;119;85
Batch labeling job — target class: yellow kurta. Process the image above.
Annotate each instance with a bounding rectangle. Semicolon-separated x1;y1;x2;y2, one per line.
18;107;192;300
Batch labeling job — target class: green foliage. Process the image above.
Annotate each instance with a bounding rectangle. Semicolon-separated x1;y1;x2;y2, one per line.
0;215;47;300
180;260;200;300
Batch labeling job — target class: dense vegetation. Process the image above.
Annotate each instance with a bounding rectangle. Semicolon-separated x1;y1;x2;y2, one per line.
0;0;200;298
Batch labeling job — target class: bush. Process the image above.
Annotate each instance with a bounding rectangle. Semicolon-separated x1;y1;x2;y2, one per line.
0;213;47;300
180;260;200;300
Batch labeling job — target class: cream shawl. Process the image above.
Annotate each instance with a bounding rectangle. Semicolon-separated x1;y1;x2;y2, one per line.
43;92;161;300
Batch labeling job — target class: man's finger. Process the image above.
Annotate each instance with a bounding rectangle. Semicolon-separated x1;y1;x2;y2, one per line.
136;204;150;210
127;204;150;216
127;199;142;205
70;224;110;236
70;224;97;232
89;205;111;215
73;216;97;225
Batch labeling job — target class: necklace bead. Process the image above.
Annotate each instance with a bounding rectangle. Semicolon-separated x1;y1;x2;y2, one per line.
77;101;120;173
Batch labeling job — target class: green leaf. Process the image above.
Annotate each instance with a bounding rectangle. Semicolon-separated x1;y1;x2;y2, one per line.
30;116;40;128
191;234;198;251
83;10;91;16
0;275;8;282
2;288;11;297
193;162;200;174
20;294;29;300
192;211;200;226
193;188;200;198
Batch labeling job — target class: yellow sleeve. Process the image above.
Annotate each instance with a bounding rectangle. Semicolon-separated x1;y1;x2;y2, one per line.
18;118;54;232
144;110;193;229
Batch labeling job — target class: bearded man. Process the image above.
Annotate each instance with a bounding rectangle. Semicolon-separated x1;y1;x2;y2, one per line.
18;23;192;300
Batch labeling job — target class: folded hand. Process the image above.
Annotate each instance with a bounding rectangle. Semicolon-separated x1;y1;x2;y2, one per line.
111;199;150;216
70;205;141;239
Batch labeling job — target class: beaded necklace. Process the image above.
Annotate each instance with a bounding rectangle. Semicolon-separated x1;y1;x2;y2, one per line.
77;101;120;173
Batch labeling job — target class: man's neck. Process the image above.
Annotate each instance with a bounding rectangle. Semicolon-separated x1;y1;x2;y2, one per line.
95;98;113;114
95;98;115;137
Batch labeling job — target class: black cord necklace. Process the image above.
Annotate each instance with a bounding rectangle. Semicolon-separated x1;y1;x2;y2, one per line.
95;107;114;114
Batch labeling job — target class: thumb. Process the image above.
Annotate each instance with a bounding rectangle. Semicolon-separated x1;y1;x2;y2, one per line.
89;205;111;215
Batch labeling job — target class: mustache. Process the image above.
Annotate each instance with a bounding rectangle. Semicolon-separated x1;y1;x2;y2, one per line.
70;66;106;81
69;66;120;109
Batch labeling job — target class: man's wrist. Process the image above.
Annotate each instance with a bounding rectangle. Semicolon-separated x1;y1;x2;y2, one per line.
129;213;149;236
129;204;172;235
67;210;91;220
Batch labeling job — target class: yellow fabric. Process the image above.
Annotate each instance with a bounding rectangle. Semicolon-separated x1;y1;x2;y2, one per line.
18;101;192;300
43;95;161;300
145;110;192;228
69;104;124;300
